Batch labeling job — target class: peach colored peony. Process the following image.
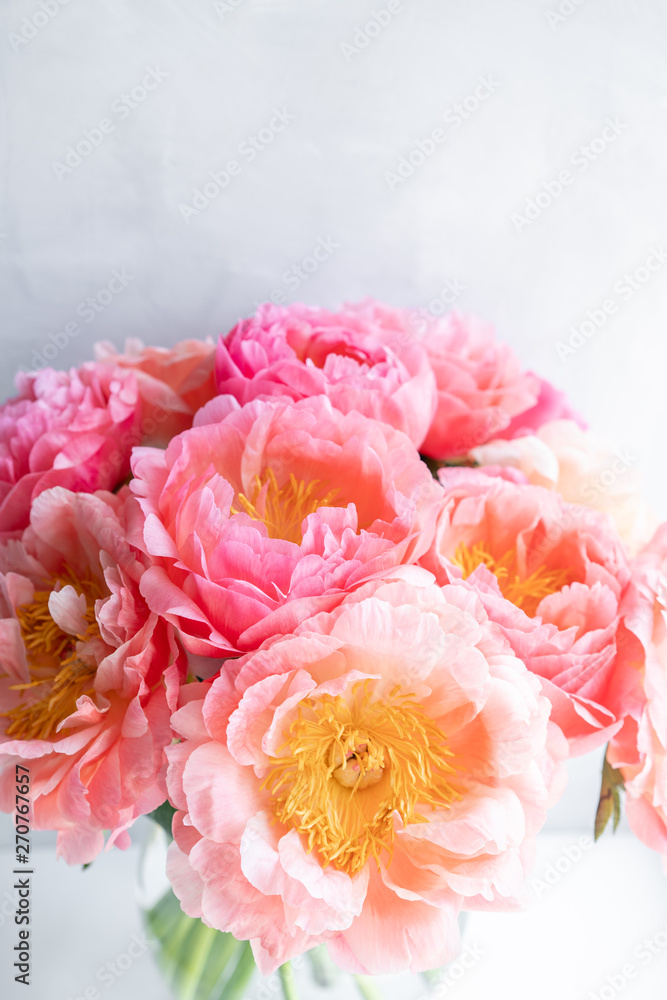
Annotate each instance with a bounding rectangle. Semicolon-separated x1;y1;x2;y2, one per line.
417;312;541;458
0;487;185;864
0;365;147;538
215;301;437;448
165;576;566;974
129;395;442;658
471;419;656;556
95;338;217;440
608;524;667;861
420;467;634;754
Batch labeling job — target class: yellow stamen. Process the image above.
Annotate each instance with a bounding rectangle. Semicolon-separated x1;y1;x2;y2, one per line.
233;468;339;544
2;569;104;741
451;541;571;617
263;680;459;875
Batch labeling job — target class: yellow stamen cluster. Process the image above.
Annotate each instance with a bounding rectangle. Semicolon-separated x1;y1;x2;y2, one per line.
233;468;339;544
263;681;459;875
451;540;571;617
2;570;103;741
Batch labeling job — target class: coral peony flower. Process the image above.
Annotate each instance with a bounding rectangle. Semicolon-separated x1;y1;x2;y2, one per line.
95;337;217;440
471;419;656;556
420;467;634;754
0;363;191;539
0;487;185;864
165;577;566;975
129;395;442;658
417;312;541;459
215;300;437;447
607;524;667;861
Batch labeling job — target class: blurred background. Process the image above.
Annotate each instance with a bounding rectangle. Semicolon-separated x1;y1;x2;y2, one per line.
1;0;666;997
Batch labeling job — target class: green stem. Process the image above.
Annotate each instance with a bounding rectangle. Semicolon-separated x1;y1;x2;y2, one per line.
165;911;199;966
220;941;257;1000
307;945;339;987
197;933;244;999
278;961;300;1000
179;924;218;1000
354;974;386;1000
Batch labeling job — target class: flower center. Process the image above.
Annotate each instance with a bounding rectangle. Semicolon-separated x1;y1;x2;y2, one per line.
263;681;459;875
2;570;103;741
451;541;571;617
233;468;339;544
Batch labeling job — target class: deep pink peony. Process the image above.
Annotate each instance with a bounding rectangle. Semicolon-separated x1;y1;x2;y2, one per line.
0;487;185;864
215;301;437;448
0;362;195;539
165;576;566;975
420;467;634;754
417;312;542;458
129;395;442;657
608;524;667;861
95;337;217;440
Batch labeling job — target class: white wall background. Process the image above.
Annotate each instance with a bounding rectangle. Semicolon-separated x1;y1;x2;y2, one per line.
1;0;666;997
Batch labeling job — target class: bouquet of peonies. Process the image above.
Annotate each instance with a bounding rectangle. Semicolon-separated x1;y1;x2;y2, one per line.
1;300;665;994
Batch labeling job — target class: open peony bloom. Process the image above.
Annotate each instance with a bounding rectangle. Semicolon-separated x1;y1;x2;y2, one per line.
0;365;144;538
417;312;541;459
0;487;185;864
215;300;438;448
165;577;566;975
95;338;217;441
420;467;634;754
607;524;667;862
0;361;203;540
129;394;442;657
471;419;656;556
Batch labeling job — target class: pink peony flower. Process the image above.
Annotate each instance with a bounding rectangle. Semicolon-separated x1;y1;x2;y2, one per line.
0;362;194;539
129;395;442;658
502;377;585;439
420;467;634;754
471;420;656;556
608;524;667;861
215;301;437;448
0;487;185;864
95;337;217;440
165;577;566;975
417;312;541;458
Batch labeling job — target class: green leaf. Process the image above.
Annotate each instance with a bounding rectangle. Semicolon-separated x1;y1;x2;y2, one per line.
148;800;177;840
595;753;625;841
